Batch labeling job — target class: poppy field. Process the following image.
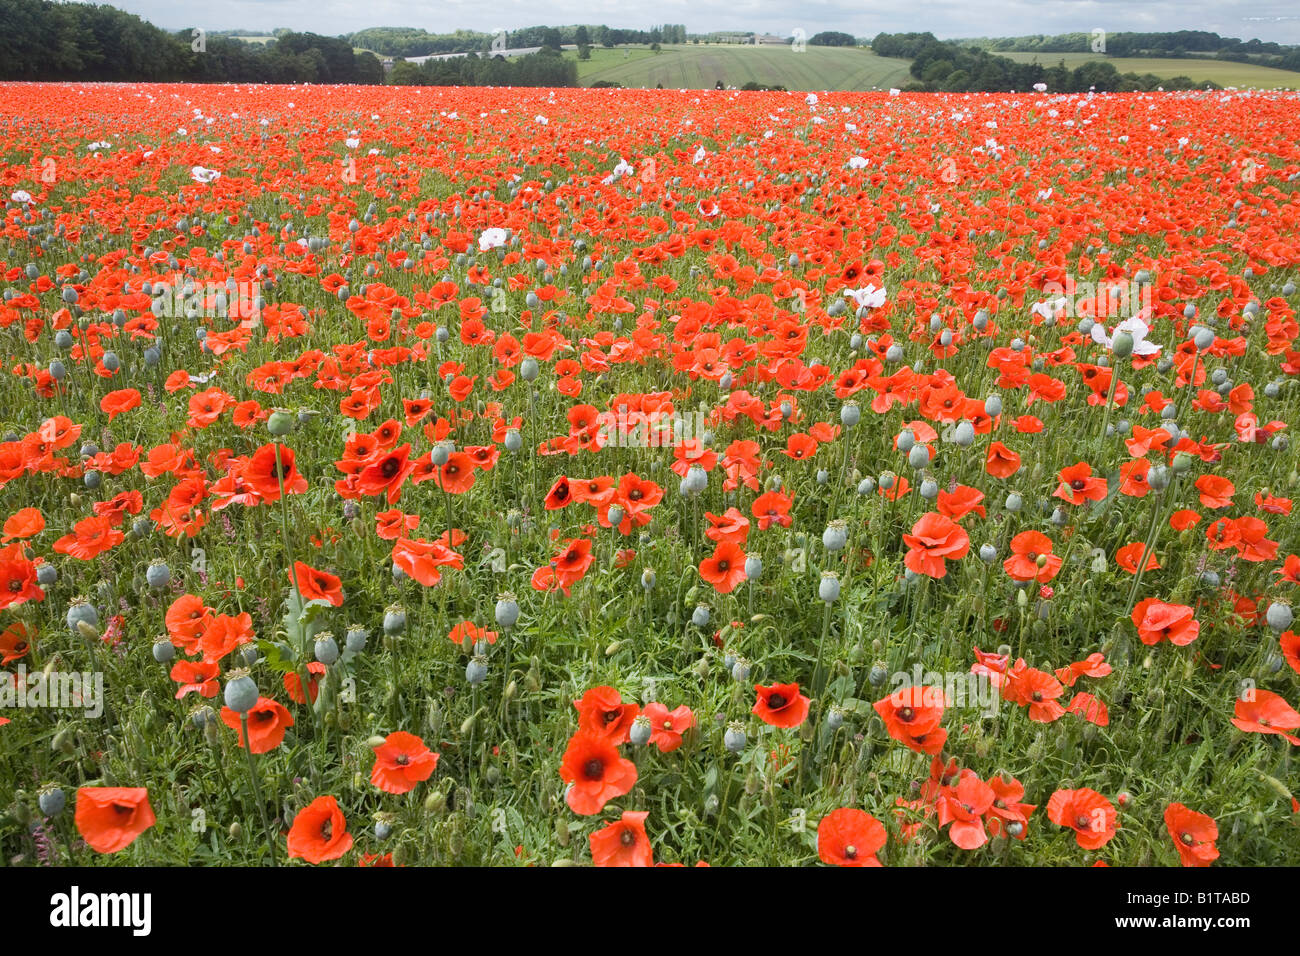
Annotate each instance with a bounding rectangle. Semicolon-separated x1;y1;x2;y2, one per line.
1;82;1298;869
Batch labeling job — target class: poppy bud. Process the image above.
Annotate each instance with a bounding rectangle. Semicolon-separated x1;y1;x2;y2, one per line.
641;568;656;591
223;671;258;713
1171;452;1193;474
76;619;99;641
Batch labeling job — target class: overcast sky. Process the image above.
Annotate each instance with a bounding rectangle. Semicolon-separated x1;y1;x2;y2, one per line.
108;0;1300;44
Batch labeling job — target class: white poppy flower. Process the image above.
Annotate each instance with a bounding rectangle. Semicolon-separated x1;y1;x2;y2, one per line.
845;285;887;310
478;227;507;251
191;166;221;184
1091;317;1161;356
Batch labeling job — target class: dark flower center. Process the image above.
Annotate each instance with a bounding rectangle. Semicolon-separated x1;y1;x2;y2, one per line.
583;758;604;780
768;694;787;709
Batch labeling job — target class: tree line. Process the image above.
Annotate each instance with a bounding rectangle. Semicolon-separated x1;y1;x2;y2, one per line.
0;0;384;83
874;32;1228;92
956;30;1300;72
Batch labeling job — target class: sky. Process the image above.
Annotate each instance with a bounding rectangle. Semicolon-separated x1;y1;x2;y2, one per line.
104;0;1300;45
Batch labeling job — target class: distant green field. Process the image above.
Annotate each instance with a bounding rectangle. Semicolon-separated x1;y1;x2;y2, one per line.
571;43;913;91
996;51;1299;88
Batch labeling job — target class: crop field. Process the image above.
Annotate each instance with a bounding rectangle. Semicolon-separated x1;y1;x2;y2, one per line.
0;83;1298;868
574;43;915;90
994;51;1300;88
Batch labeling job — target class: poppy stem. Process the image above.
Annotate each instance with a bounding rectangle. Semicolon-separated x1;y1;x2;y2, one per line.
1097;354;1122;455
275;441;318;732
240;712;278;868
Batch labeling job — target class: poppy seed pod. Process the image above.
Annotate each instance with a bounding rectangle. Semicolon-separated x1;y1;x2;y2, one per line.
465;656;488;685
145;560;171;590
266;409;295;436
314;633;339;666
920;479;939;500
840;401;861;427
819;571;841;603
1148;464;1171;491
826;707;845;730
879;472;896;491
1266;602;1293;634
629;715;653;746
822;520;848;551
491;591;519;628
504;429;522;452
984;394;1002;416
38;786;66;818
607;505;625;527
724;722;747;753
952;420;975;447
223;672;259;714
744;555;763;580
37;564;57;586
731;658;751;682
430;442;452;467
152;636;175;663
897;429;915;453
1193;327;1215;351
691;604;710;628
641;568;656;590
345;627;368;655
66;598;97;633
857;477;876;495
383;605;407;635
908;444;930;470
979;543;997;563
519;357;539;381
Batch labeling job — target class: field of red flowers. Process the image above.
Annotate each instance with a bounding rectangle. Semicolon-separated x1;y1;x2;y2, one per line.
0;83;1298;867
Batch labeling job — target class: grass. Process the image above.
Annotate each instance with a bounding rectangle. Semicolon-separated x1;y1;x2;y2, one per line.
572;43;914;91
996;51;1300;89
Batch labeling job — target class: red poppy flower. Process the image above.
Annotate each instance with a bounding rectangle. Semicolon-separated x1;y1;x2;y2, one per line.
221;696;295;753
752;682;810;728
1164;803;1219;867
589;810;653;867
287;795;353;863
75;787;156;854
817;808;887;866
700;540;747;593
291;561;344;606
1047;788;1117;849
370;731;440;794
903;512;970;579
559;732;637;815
